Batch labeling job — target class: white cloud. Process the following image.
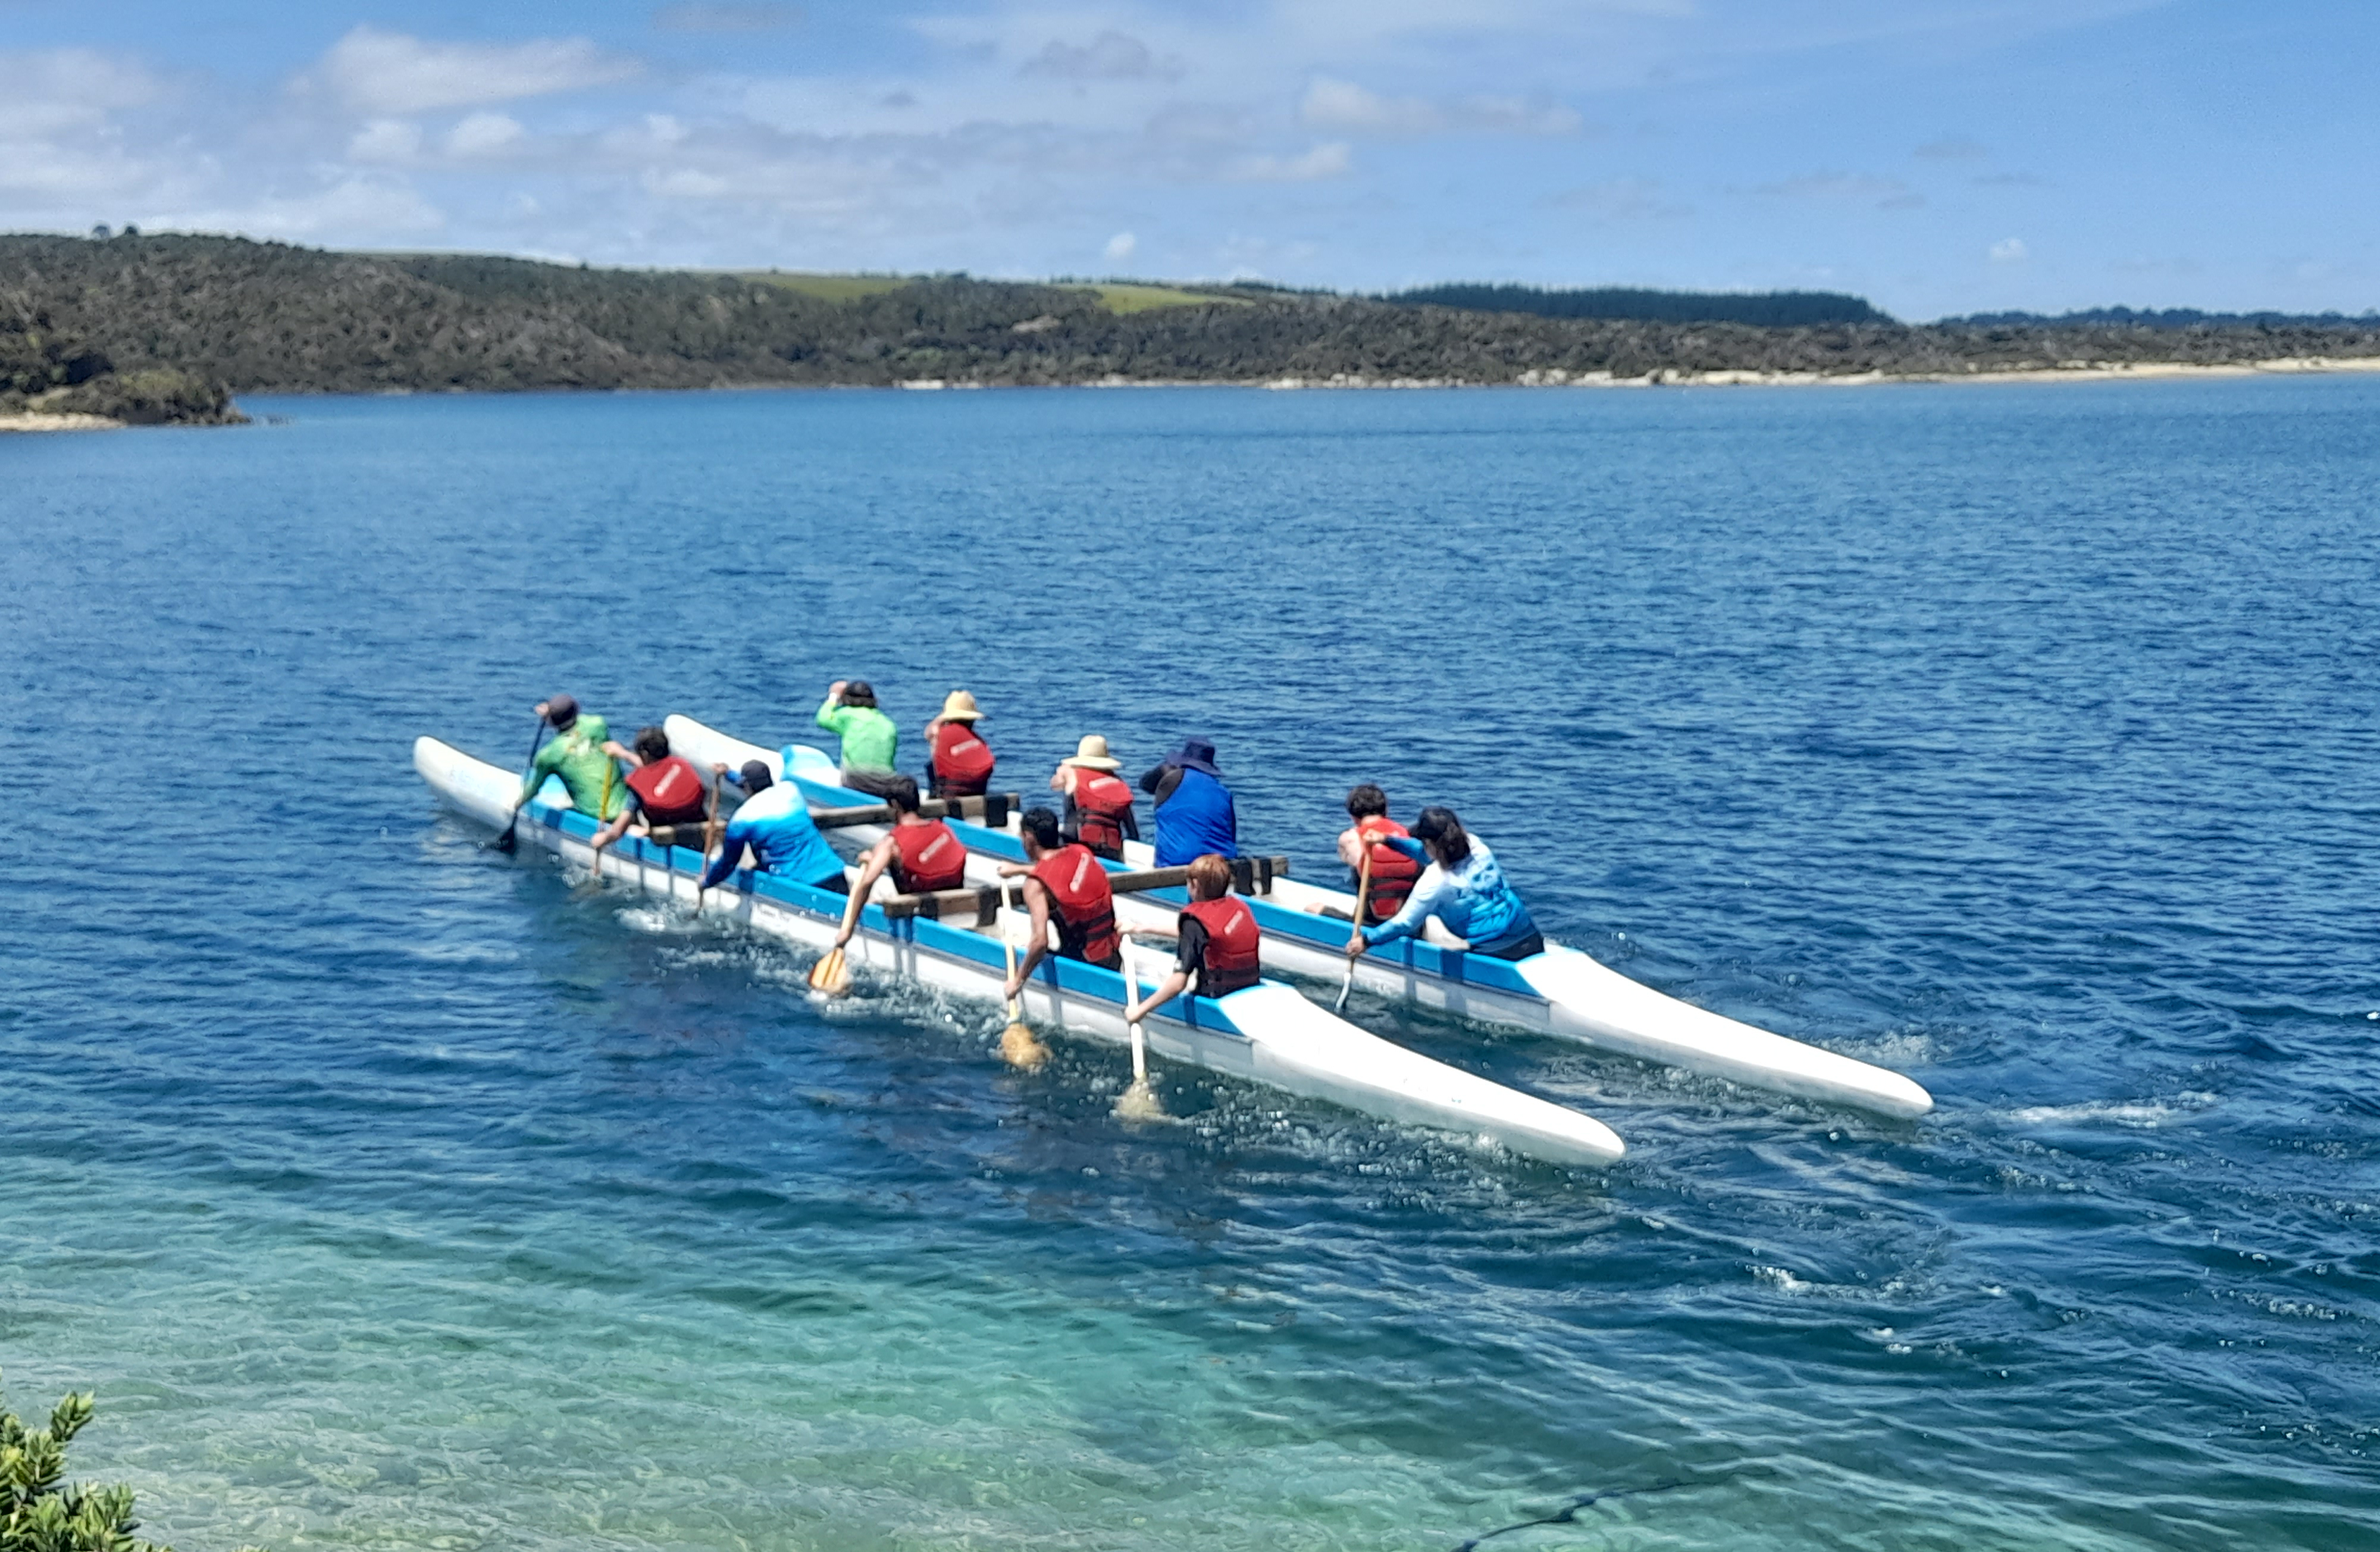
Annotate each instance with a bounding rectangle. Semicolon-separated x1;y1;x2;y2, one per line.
313;26;638;115
1753;172;1923;210
7;48;159;135
151;177;445;239
1545;177;1687;221
1301;76;1582;136
447;112;527;158
1301;77;1441;133
1990;236;2029;263
1020;32;1182;80
1104;230;1136;261
1229;142;1351;182
349;119;422;164
653;3;800;32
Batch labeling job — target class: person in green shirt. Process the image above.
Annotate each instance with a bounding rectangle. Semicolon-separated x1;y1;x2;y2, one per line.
815;679;901;797
516;694;628;821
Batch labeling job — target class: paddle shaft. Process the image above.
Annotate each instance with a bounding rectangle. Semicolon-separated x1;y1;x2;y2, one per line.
1336;835;1376;1012
1123;939;1150;1084
493;718;549;850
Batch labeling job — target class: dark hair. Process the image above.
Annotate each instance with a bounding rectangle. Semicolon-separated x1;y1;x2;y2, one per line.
634;725;670;764
738;760;773;793
1020;807;1063;849
1410;806;1470;866
1345;783;1388;819
842;680;877;708
1186;853;1233;900
885;774;922;813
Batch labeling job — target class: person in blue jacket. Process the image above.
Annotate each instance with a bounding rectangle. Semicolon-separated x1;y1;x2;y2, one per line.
1138;737;1237;866
697;762;850;894
1345;806;1543;962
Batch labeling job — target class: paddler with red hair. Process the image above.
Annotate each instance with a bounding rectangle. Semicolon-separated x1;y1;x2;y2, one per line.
1000;807;1123;997
1122;853;1265;1018
922;689;995;799
833;776;970;954
588;725;711;855
1048;734;1139;861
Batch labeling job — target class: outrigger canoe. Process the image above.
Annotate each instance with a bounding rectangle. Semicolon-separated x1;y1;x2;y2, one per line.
664;715;1933;1121
414;736;1625;1168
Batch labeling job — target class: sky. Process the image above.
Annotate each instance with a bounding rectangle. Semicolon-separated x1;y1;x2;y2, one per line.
5;0;2376;319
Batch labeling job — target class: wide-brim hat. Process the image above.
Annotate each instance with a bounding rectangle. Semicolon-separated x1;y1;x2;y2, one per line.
940;689;984;722
1060;733;1122;771
1171;737;1222;777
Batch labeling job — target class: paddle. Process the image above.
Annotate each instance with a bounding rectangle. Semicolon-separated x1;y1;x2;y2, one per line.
1114;937;1166;1122
810;882;866;996
487;717;547;853
692;769;723;912
1335;835;1376;1013
997;878;1050;1069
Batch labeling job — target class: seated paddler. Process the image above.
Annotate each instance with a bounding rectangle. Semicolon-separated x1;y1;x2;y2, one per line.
922;690;995;799
815;678;901;798
516;694;628;824
697;762;851;896
1345;806;1545;963
1050;734;1139;861
1307;783;1420;925
1000;807;1123;999
1138;736;1237;867
835;777;969;953
1122;853;1264;1021
590;725;712;855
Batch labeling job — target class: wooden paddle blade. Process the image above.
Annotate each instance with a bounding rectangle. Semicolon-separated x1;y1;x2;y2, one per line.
809;948;851;996
1113;1076;1166;1122
1000;1021;1048;1069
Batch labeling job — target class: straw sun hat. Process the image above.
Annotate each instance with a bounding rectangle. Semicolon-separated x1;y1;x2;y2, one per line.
1060;734;1122;771
938;689;984;721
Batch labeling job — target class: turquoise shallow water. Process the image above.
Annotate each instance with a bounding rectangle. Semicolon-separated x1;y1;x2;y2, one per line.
4;380;2378;1550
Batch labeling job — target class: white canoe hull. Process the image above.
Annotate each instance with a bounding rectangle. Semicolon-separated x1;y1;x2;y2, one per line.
662;715;1931;1121
414;735;1624;1169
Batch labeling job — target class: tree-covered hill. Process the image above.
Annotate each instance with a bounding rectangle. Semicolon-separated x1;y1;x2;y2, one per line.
1379;283;1892;327
4;232;2378;418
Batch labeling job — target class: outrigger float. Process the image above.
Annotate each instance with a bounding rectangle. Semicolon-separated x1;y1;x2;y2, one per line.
414;735;1626;1168
663;715;1933;1121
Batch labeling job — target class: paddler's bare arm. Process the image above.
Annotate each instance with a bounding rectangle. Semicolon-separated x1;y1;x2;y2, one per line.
1125;968;1189;1025
1003;878;1054;999
837;836;899;947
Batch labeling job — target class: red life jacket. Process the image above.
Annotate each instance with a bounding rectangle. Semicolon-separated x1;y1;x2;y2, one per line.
889;818;967;893
932;721;994;791
1072;772;1135;857
1180;894;1262;997
1030;844;1120;965
1357;816;1420;924
626;754;709;825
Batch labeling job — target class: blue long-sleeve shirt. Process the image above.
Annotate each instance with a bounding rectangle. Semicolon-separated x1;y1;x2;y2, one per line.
1358;836;1537;954
697;783;845;890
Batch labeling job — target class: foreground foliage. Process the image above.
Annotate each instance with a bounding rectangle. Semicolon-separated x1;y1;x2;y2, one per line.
0;1372;256;1552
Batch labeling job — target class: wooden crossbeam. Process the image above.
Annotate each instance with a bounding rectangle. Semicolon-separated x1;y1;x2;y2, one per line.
878;855;1292;923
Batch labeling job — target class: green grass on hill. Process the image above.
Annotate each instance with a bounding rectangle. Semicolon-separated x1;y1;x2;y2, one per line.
740;271;912;302
1066;282;1246;315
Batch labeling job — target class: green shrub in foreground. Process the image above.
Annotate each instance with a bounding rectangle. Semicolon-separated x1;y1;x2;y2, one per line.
1;1370;259;1552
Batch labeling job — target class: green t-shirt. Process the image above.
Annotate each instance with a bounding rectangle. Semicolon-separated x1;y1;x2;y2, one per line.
521;715;627;819
815;696;898;772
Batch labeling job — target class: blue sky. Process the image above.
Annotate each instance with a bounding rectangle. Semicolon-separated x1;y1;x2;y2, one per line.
5;0;2374;318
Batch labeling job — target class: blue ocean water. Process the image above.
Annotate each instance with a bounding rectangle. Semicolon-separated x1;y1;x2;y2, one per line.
4;379;2377;1551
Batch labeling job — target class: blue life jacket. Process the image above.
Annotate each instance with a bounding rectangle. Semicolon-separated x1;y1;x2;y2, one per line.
1153;767;1237;866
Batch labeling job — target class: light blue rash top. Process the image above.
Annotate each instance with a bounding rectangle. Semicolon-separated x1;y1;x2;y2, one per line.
1358;835;1537;955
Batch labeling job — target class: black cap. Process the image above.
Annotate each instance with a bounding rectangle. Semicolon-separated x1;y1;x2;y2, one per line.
738;760;773;791
545;694;579;728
